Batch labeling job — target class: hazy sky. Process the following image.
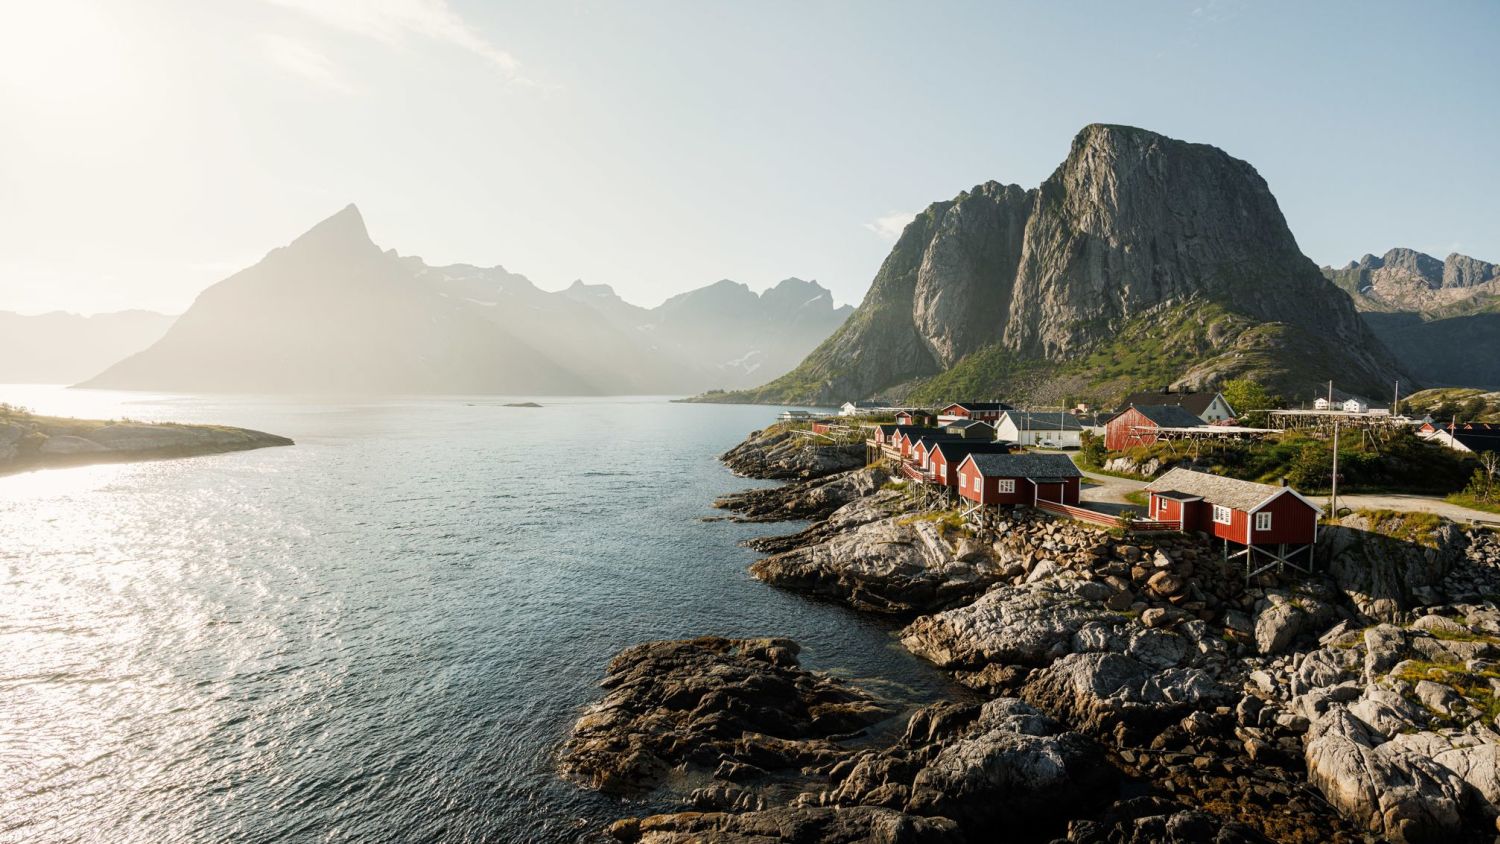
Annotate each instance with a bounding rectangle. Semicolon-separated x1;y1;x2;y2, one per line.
1;0;1496;315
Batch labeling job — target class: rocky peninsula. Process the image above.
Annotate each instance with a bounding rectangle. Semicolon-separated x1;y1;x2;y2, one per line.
0;405;293;475
561;425;1500;842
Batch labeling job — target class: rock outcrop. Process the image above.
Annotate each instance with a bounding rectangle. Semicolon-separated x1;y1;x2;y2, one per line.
713;124;1404;405
558;637;893;795
0;410;292;474
715;465;889;522
719;426;865;481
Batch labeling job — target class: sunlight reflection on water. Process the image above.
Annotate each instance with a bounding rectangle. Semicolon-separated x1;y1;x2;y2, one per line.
0;388;963;843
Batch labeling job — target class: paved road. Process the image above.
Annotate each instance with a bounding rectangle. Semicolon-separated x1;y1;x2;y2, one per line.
1311;493;1500;526
1052;451;1500;526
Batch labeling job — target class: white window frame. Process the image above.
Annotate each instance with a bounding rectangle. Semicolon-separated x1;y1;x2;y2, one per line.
1212;505;1232;525
971;475;982;492
997;479;1016;494
1255;511;1273;531
1157;497;1169;515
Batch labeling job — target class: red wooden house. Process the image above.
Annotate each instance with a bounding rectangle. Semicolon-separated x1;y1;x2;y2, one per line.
955;453;1082;507
927;441;1012;487
1105;405;1206;451
1144;468;1320;576
937;402;1013;425
895;409;935;426
893;427;949;459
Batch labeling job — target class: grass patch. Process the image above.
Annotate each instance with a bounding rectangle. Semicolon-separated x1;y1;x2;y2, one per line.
1356;509;1447;547
1445;492;1500;516
1393;659;1500;722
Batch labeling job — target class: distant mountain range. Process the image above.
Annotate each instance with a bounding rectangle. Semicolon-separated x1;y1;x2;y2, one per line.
700;124;1405;407
1323;249;1500;390
77;205;850;395
0;310;174;384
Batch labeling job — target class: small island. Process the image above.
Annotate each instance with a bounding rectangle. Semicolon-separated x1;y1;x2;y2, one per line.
504;401;543;408
0;403;293;476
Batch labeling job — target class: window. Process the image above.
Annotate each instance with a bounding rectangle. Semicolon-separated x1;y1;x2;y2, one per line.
1212;505;1232;525
1255;511;1273;531
997;479;1016;494
972;475;982;492
1158;497;1169;514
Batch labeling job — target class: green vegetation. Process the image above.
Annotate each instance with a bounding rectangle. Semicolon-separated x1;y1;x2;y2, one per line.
1355;509;1446;547
1079;430;1107;469
896;509;968;538
1393;659;1500;723
1400;387;1500;423
1220;378;1280;423
1101;427;1474;494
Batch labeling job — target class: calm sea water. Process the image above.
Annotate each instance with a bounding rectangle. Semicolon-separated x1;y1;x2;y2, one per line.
0;388;960;843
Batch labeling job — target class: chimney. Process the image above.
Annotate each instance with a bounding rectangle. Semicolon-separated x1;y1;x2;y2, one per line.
1280;477;1289;487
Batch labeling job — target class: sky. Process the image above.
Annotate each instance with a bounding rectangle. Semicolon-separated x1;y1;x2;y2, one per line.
1;0;1497;315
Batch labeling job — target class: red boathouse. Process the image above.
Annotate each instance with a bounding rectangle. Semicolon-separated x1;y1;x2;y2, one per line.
1144;468;1321;578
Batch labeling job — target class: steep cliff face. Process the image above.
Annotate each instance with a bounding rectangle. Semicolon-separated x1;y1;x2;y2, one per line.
726;124;1405;405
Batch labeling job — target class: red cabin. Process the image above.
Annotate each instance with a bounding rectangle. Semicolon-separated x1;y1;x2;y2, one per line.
1105;405;1206;451
928;441;1012;487
1144;468;1320;575
937;401;1013;425
954;453;1082;507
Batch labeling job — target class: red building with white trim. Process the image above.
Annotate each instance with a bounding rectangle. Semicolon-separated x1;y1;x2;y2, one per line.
955;453;1082;507
1105;405;1207;451
1144;468;1320;575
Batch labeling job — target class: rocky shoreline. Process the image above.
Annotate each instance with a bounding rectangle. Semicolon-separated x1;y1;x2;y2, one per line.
560;428;1500;842
0;408;293;475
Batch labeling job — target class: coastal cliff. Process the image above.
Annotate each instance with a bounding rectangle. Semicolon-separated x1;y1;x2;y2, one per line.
561;429;1500;842
0;406;293;475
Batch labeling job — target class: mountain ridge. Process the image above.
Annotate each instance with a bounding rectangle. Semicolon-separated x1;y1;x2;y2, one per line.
78;205;850;395
703;124;1405;406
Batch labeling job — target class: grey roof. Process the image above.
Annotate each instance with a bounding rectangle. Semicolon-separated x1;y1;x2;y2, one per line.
911;435;964;451
1118;391;1228;417
929;441;1011;461
1144;468;1294;511
1001;411;1084;431
944;401;1013;412
945;419;994;430
1129;405;1209;428
963;452;1082;479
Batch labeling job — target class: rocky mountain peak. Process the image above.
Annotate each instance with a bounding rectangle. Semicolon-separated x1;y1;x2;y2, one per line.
281;203;379;262
726;124;1404;405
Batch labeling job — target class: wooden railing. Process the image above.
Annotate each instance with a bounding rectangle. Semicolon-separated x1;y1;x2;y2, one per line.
1033;499;1176;532
900;462;932;483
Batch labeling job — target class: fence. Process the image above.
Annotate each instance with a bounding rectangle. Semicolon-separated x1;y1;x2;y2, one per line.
1032;499;1176;532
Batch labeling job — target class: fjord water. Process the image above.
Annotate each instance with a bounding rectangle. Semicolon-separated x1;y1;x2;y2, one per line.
0;389;958;843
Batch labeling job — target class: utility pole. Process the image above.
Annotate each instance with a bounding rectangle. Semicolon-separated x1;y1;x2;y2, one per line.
1329;421;1340;520
1327;379;1334;409
1393;380;1400;417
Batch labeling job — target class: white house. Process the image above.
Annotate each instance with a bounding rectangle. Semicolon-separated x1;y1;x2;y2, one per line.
1342;398;1369;413
995;411;1084;448
1313;397;1331;411
839;401;887;417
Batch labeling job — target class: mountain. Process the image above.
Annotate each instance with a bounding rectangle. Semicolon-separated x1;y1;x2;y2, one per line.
709;124;1406;406
80;206;849;394
1323;248;1500;389
0;310;175;384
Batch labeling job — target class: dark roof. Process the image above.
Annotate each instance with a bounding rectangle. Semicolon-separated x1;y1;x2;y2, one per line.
894;426;949;439
875;424;900;435
944;401;1013;412
1000;411;1084;431
1118;391;1226;416
929;441;1012;461
1454;431;1500;453
944;420;995;430
963;452;1082;479
1126;405;1209;428
911;435;965;451
1144;468;1310;511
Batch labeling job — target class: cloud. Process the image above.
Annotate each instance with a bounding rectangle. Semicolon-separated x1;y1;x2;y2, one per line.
863;211;916;241
261;34;355;93
262;0;529;82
